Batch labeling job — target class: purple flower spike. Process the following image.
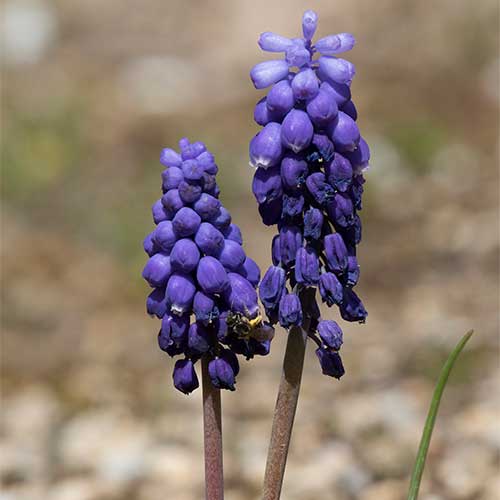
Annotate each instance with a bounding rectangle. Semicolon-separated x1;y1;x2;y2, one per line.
240;257;260;287
250;122;284;169
224;273;260;319
160;148;182;167
315;33;356;55
327;111;360;152
319;56;356;85
324;233;349;274
152;199;169;224
178;180;203;204
188;322;212;356
291;68;319;101
295;246;320;285
258;32;293;52
172;207;201;238
208;349;239;390
142;253;172;288
315;348;345;379
193;193;221;221
161;189;184;217
250;60;290;89
193;291;219;324
306;89;339;128
340;288;367;323
252;166;283;204
325;153;353;192
281;154;308;192
170;238;200;273
279;293;303;327
279;225;303;266
281;109;314;153
166;273;196;316
197;256;229;295
154;220;177;252
146;288;167;318
162;166;184;192
302;10;318;41
218;240;246;272
224;224;243;245
194;222;225;256
259;265;286;312
303;207;324;240
267;80;295;115
318;320;343;350
173;359;199;394
318;272;343;306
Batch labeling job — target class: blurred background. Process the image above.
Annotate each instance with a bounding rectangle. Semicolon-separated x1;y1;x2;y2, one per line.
1;0;499;499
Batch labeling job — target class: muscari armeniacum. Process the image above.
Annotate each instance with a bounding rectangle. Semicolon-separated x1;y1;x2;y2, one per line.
143;138;274;394
250;11;369;379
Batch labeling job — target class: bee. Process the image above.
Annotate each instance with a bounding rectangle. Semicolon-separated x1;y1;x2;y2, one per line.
226;311;275;342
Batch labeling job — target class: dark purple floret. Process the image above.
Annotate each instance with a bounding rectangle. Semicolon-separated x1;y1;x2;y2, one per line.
249;11;370;380
173;359;199;394
208;349;239;390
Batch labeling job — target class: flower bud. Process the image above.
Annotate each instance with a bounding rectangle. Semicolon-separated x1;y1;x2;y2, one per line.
325;152;353;192
295;246;320;285
340;288;367;322
315;348;345;379
181;159;204;182
162;188;184;216
281;109;314;153
327;111;360;152
179;140;206;160
239;257;260;287
252;166;283;204
249;122;284;169
306;89;339;128
280;154;308;192
278;293;303;327
315;33;355;55
142;253;172;288
211;206;232;232
218;240;246;272
327;192;354;228
193;193;221;221
302;10;318;41
317;320;343;349
178;180;202;204
279;225;303;266
324;233;348;273
319;81;351;107
172;207;202;238
344;137;370;172
259;265;286;311
267;80;294;115
306;172;334;205
166;273;196;315
250;60;289;89
152;199;169;224
208;349;239;390
286;39;311;67
196;256;229;295
254;98;282;126
223;224;243;245
224;273;260;319
188;322;212;356
193;291;219;324
195;222;225;256
160;148;182;167
318;272;343;306
173;359;199;394
282;193;304;217
318;56;355;85
153;220;177;252
291;68;319;100
143;231;158;257
340;100;357;121
170;238;200;273
162;166;184;192
146;287;167;318
258;32;293;52
303;207;324;240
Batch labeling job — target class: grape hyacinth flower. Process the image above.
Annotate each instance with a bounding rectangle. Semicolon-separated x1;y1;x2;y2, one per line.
143;138;274;395
250;10;369;380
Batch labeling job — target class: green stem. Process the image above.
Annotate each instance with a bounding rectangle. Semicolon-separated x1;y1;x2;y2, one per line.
407;329;474;500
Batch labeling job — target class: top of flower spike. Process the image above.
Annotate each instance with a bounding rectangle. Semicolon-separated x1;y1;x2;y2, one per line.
251;10;356;90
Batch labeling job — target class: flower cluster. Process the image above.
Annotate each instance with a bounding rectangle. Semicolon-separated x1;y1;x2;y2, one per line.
143;138;274;394
249;11;369;379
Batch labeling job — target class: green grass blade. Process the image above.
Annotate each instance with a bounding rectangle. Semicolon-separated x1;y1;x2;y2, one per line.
407;329;474;500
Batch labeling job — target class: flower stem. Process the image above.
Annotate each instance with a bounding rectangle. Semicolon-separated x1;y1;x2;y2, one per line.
262;288;316;500
201;355;224;500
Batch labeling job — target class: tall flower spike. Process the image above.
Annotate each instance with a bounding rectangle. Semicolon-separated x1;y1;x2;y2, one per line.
143;138;274;394
249;11;370;378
